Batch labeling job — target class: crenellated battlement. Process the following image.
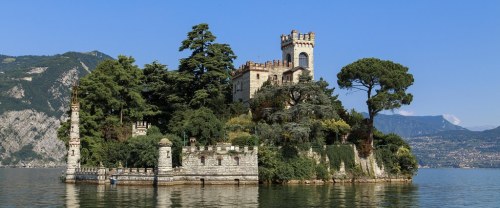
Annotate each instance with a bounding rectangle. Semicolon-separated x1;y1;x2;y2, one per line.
132;121;150;137
182;145;258;154
76;167;100;174
232;60;293;78
280;30;315;49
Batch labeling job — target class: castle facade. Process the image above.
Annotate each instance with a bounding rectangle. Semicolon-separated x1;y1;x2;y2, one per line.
232;30;315;104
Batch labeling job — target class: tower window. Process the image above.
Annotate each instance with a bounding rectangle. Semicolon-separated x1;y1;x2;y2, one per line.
218;158;222;166
235;157;240;166
201;156;205;165
299;52;308;67
71;150;74;156
286;54;291;65
257;74;260;79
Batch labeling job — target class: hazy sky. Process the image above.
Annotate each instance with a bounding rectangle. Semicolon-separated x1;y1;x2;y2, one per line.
1;1;499;128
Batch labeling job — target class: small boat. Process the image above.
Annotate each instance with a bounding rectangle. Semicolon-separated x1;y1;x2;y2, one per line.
110;177;117;185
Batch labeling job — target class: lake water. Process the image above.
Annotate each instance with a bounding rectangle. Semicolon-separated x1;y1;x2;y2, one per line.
0;168;499;207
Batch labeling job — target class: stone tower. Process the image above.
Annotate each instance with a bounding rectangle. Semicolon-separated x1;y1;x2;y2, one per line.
158;138;173;173
281;30;315;79
66;85;81;183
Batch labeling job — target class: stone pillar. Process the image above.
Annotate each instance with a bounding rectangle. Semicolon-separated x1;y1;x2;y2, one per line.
98;163;107;184
66;86;80;183
157;138;174;185
158;138;173;173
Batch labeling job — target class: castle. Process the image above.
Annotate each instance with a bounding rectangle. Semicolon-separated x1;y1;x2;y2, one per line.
232;30;315;104
65;30;315;185
65;86;258;186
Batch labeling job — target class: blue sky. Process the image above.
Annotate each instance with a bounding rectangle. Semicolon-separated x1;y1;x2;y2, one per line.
1;1;499;128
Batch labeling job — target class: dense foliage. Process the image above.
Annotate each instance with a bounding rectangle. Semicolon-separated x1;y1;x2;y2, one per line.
374;132;418;176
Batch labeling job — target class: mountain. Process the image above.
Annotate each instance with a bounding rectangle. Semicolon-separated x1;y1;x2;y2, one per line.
0;51;112;167
465;125;497;131
368;113;500;168
407;126;500;168
368;113;467;138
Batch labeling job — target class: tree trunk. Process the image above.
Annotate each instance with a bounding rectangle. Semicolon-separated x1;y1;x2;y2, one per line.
368;112;374;147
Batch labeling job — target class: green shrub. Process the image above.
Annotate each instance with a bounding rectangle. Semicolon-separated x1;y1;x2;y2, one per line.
232;135;259;147
374;133;418;176
326;145;355;171
316;164;330;180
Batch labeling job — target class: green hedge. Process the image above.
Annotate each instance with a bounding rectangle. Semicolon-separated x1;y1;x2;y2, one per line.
326;145;355;171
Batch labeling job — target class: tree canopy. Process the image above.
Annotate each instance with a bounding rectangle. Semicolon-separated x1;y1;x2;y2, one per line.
177;23;237;116
337;58;414;149
250;73;346;147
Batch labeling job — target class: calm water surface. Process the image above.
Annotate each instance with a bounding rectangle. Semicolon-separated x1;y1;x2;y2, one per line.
0;168;499;207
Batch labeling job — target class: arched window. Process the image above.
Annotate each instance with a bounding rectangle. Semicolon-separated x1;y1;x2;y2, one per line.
235;157;240;166
286;54;291;65
257;74;260;79
273;75;278;81
217;158;222;166
71;150;74;156
299;52;308;67
201;156;205;165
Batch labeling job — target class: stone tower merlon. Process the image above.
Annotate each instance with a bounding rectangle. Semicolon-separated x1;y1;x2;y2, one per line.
280;30;315;79
132;121;150;137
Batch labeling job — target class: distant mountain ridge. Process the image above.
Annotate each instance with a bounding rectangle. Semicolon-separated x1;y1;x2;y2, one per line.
0;51;112;167
365;113;468;138
369;113;500;168
407;126;500;168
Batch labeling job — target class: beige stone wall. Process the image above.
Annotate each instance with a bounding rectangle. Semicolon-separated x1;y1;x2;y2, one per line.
178;145;259;182
232;72;251;103
232;62;294;104
232;30;315;104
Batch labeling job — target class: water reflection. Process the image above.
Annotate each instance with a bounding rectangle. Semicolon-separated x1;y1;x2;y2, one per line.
66;184;259;207
65;184;80;208
65;182;417;207
258;183;418;207
4;169;499;207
